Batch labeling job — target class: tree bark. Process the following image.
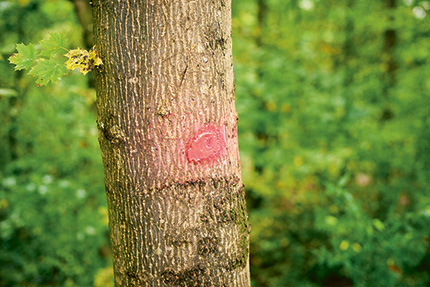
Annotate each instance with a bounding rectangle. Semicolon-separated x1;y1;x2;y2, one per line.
92;0;250;286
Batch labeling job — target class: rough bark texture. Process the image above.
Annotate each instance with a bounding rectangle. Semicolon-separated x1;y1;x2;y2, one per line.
92;0;250;286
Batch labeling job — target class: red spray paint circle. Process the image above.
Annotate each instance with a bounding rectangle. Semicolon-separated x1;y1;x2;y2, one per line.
186;124;226;163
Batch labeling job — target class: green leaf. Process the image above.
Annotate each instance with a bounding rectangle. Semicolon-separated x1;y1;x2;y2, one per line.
40;33;67;57
30;59;68;86
0;88;18;98
8;43;38;70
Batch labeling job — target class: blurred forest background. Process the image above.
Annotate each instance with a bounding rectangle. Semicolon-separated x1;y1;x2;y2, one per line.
1;0;429;286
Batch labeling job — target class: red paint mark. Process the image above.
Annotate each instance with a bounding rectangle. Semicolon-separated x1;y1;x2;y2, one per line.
187;124;226;163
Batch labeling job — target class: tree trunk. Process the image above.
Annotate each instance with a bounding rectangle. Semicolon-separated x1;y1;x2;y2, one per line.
381;0;397;121
92;0;250;286
71;0;94;49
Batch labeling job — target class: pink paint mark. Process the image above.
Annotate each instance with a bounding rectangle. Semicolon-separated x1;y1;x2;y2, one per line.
187;124;226;163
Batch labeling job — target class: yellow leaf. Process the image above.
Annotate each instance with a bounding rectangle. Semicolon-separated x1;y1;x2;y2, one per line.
65;47;90;74
352;243;362;253
340;240;349;251
18;0;30;6
65;45;102;75
293;156;303;167
424;206;430;216
89;45;103;66
0;199;8;209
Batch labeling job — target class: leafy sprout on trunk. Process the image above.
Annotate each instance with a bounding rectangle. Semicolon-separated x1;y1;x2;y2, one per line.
9;32;102;86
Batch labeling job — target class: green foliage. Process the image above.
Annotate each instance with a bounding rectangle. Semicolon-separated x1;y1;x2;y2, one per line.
232;0;430;286
39;32;67;57
9;43;38;70
314;180;430;286
30;58;68;86
9;32;101;86
9;33;69;86
0;1;110;286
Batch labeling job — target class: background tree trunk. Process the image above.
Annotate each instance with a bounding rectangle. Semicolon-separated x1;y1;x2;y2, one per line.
92;0;250;286
381;0;397;121
71;0;94;49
